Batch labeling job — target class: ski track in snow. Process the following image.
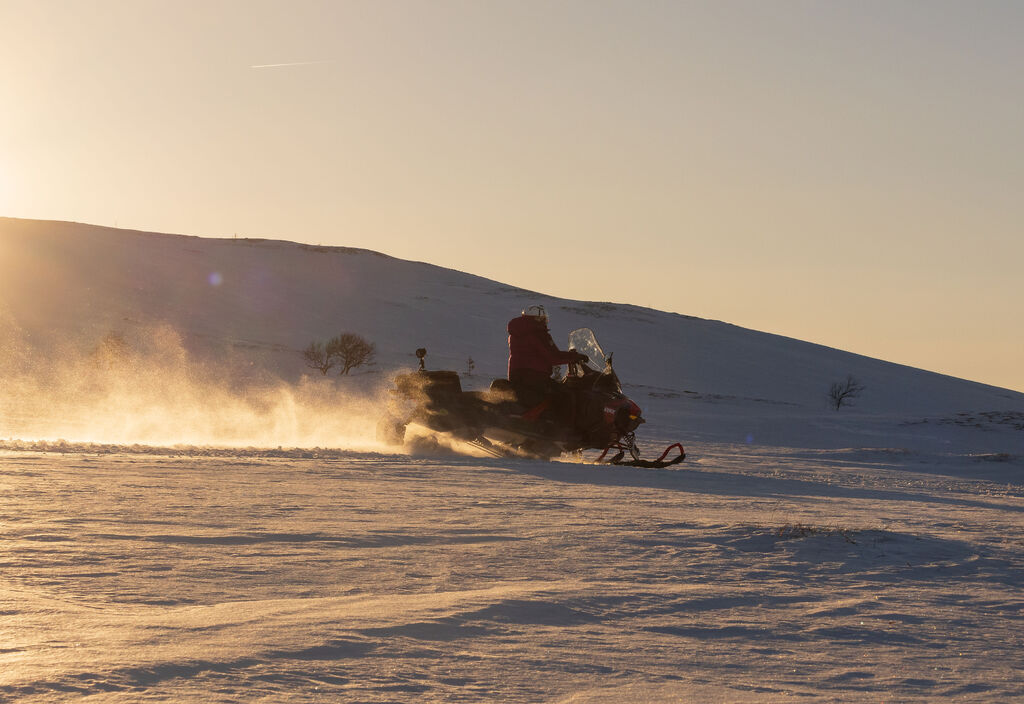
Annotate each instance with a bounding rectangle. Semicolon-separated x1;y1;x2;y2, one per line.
1;444;1022;702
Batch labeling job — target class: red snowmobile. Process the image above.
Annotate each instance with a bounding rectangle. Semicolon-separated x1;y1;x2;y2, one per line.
377;328;685;468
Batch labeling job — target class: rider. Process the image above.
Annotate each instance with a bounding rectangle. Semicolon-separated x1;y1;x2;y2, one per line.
507;305;587;415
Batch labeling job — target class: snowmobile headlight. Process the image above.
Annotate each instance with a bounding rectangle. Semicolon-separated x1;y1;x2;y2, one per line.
614;406;643;434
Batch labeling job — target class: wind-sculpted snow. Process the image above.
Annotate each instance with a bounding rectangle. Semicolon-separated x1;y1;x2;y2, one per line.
2;218;1024;701
1;445;1022;702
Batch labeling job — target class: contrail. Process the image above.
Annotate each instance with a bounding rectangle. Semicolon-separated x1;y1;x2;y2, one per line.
250;60;333;69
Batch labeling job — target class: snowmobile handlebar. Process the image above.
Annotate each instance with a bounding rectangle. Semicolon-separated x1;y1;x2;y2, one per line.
565;351;590;378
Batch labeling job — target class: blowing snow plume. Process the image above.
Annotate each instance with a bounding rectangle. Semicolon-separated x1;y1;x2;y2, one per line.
0;321;387;450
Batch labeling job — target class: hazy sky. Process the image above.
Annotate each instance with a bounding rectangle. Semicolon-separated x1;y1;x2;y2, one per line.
2;0;1022;391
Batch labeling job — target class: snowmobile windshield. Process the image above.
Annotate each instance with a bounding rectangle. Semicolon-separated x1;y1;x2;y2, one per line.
568;328;608;373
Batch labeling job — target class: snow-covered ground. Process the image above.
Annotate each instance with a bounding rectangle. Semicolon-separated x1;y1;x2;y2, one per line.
2;443;1022;702
1;218;1022;701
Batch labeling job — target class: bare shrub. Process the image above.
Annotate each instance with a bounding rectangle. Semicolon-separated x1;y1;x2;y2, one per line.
828;375;866;411
303;333;376;376
303;341;335;375
331;333;376;375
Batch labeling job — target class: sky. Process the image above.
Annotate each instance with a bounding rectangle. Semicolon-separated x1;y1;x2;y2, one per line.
1;0;1022;392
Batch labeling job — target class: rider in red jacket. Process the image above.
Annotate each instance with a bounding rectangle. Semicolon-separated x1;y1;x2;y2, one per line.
507;305;586;411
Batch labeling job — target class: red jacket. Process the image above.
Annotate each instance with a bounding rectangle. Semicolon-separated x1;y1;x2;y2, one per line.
507;315;578;377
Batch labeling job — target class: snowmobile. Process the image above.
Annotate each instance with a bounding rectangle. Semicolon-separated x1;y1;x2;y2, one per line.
376;328;685;468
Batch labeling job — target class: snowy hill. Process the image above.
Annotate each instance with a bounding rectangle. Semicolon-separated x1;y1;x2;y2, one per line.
2;216;1022;453
3;217;1024;702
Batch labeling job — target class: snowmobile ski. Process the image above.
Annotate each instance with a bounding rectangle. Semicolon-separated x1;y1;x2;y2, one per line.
599;442;686;469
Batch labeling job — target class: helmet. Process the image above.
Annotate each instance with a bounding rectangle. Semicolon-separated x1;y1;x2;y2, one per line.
522;304;548;324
